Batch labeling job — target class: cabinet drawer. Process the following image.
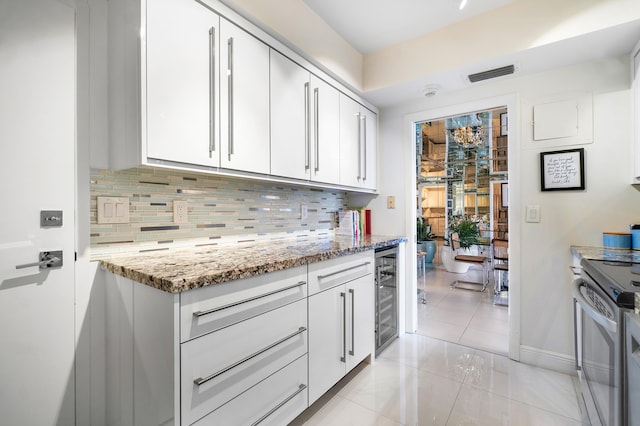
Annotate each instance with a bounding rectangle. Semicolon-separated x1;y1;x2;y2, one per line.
193;355;308;426
180;265;307;342
181;298;307;425
308;251;373;295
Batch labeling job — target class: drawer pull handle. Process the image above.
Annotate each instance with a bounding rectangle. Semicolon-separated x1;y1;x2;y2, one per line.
251;384;307;426
317;262;371;280
193;281;306;317
193;327;307;386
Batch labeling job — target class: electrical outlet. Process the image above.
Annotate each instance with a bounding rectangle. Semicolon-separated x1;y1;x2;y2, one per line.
301;204;308;220
173;200;189;224
387;196;395;209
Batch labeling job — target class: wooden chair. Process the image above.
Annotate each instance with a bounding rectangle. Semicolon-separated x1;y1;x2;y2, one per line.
449;232;489;292
492;238;509;306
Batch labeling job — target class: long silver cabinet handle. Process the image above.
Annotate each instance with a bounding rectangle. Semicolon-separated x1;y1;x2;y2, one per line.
349;288;355;356
314;87;319;172
209;27;216;157
304;82;310;170
192;281;306;317
193;326;307;386
227;37;234;160
356;113;362;180
316;261;371;280
251;384;307;426
340;292;346;363
362;115;367;181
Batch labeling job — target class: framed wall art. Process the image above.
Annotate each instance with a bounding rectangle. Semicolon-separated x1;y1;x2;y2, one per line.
540;148;585;191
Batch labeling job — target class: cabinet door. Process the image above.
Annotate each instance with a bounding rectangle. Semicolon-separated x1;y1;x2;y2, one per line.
310;75;340;185
346;275;375;371
219;18;270;174
360;107;377;190
308;285;346;404
270;50;310;180
339;94;377;190
339;94;362;187
146;0;219;167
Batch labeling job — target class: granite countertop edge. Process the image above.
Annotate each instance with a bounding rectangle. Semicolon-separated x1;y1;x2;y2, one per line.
99;235;407;293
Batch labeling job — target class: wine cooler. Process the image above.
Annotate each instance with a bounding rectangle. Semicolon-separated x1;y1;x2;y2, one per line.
375;245;398;356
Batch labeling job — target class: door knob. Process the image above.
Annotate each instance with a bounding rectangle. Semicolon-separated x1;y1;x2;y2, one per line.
15;251;63;270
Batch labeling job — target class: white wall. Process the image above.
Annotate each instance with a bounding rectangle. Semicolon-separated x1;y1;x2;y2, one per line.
377;55;640;372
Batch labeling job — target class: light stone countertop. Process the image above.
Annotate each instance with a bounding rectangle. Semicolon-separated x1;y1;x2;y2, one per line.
99;234;407;293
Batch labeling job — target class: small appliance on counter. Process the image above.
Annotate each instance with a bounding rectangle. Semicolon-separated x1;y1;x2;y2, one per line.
573;258;639;426
631;224;640;250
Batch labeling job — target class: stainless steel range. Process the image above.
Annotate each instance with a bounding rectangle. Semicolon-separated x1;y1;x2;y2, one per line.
574;258;638;426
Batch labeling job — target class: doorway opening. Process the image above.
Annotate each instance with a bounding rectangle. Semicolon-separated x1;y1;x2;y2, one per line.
415;105;510;356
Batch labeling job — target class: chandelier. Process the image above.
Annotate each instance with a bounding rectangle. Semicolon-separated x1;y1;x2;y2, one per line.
449;125;485;147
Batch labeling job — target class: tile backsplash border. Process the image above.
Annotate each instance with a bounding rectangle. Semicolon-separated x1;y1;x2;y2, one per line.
90;167;348;258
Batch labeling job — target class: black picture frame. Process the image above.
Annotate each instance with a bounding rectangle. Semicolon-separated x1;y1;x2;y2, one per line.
540;148;585;191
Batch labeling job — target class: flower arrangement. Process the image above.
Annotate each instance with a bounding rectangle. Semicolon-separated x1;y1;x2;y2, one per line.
448;215;487;249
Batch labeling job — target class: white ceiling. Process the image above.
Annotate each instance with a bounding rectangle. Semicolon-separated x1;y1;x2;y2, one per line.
301;0;640;107
302;0;515;54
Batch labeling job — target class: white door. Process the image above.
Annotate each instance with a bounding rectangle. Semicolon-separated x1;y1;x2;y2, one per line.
310;75;340;185
219;18;270;174
339;94;362;188
0;1;76;424
308;285;346;404
360;107;377;190
146;0;220;167
270;50;310;180
346;275;374;370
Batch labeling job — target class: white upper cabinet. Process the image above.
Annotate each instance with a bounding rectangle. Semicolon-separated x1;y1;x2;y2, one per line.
339;94;377;190
219;18;270;174
270;50;311;180
310;75;341;185
270;51;340;185
105;0;376;191
146;0;220;167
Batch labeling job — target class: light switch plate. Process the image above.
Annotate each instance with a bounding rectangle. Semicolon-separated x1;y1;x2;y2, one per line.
387;196;396;209
526;205;541;223
97;196;130;224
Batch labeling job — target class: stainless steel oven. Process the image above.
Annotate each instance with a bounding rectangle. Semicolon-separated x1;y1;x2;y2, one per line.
574;258;637;426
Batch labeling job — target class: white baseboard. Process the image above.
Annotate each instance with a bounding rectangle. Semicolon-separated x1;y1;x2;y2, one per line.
519;345;577;376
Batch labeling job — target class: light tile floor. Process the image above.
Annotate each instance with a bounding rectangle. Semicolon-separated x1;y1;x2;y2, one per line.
416;263;509;356
291;264;586;425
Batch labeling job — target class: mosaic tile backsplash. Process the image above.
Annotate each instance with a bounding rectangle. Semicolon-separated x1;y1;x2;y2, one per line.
91;167;347;256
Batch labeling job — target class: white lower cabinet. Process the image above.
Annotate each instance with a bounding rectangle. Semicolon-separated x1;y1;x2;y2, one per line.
181;298;307;425
193;355;308;425
307;251;375;404
104;251;375;424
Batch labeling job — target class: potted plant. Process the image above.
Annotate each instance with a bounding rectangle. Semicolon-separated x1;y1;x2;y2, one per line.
447;215;480;250
417;217;437;264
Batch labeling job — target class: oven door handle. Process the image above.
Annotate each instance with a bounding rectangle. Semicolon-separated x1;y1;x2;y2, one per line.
572;278;617;334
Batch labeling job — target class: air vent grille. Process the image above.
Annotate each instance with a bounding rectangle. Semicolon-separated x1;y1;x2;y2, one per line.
468;65;515;83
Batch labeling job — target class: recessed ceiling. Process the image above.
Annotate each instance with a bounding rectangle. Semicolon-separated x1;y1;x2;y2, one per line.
302;0;515;54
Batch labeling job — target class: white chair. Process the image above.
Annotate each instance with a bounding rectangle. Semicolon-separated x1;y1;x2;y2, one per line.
448;232;489;292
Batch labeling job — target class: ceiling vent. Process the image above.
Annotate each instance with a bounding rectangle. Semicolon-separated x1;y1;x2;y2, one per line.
468;65;515;83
